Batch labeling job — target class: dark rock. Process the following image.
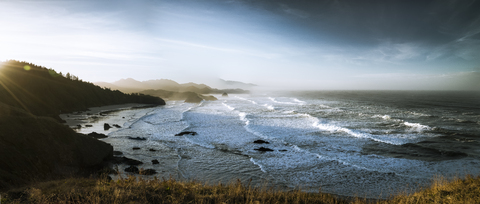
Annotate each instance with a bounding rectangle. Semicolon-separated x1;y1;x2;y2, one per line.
128;136;147;141
253;140;270;144
124;165;139;174
104;123;112;130
254;147;274;152
222;92;228;97
113;124;121;128
113;151;123;155
86;124;93;127
122;117;125;118
110;156;143;165
152;159;159;164
87;132;108;139
140;169;157;175
132;147;141;150
279;149;287;152
76;124;82;129
149;149;156;152
175;131;198;136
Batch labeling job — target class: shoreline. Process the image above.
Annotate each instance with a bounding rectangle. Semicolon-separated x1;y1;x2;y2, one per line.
60;103;159;134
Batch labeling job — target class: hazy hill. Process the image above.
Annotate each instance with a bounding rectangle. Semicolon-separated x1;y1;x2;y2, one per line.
140;89;218;103
213;79;257;90
0;61;165;120
95;78;250;95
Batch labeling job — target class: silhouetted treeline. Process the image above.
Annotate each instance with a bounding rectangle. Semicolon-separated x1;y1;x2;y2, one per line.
0;60;165;120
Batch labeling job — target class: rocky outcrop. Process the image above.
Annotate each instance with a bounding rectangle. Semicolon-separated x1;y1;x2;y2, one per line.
87;132;108;139
128;136;147;141
175;131;198;136
222;92;228;97
125;166;139;174
254;147;274;152
104;123;112;130
253;140;269;144
110;156;143;166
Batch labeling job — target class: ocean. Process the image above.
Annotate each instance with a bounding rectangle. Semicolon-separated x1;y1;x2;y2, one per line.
76;91;480;198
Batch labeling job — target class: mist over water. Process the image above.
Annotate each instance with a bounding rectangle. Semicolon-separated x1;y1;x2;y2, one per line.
92;91;479;198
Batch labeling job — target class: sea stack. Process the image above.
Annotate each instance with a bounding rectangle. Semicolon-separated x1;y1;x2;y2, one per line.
222;92;228;97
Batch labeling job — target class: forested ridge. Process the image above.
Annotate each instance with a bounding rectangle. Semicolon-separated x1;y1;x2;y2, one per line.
0;60;165;120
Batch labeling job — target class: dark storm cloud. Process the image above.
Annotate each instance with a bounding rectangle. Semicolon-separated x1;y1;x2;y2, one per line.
237;0;480;47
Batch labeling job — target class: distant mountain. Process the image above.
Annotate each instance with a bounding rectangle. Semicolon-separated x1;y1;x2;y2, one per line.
214;79;257;90
95;78;250;95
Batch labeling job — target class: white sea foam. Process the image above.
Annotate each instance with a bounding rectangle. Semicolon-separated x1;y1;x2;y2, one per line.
373;115;391;120
183;137;216;149
263;104;275;110
250;158;267;173
293;98;306;104
235;96;257;104
268;97;297;105
404;122;432;132
222;102;235;111
319;104;331;108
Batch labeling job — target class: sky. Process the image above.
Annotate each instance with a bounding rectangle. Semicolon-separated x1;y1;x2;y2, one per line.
0;0;479;90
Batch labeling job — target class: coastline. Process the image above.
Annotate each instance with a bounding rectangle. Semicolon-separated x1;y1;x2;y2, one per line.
60;103;159;135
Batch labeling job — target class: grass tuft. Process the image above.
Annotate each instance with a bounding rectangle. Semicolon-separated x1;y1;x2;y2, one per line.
1;174;480;203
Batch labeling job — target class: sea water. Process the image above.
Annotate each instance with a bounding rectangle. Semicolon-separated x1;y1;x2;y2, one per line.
93;91;479;198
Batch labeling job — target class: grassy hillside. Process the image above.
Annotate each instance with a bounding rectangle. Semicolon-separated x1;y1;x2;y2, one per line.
0;60;165;120
0;60;165;190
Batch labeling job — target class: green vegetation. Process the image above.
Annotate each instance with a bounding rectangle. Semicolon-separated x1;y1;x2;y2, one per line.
1;175;479;203
0;60;165;120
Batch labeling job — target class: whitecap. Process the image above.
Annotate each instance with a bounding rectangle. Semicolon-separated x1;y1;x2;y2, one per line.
403;122;432;132
222;102;235;111
235;96;257;104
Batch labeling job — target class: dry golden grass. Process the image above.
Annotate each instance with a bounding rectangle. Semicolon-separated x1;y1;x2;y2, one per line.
377;175;480;204
1;174;480;204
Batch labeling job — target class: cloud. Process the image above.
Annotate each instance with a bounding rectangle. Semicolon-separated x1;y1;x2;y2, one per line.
155;38;282;59
279;4;309;19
